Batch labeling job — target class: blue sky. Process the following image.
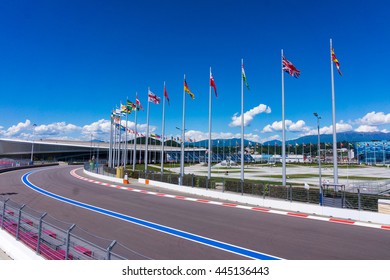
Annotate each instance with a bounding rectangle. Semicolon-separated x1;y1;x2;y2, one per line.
1;0;390;143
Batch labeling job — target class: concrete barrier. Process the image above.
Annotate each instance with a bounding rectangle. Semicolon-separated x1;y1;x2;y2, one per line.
378;199;390;215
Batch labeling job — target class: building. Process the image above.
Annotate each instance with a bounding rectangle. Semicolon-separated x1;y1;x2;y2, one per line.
355;141;389;164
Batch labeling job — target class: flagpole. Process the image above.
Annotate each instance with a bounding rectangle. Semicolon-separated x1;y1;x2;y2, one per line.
124;99;129;168
180;75;186;185
113;118;117;167
132;95;138;172
281;49;286;186
208;67;212;180
240;59;245;190
330;38;338;184
145;88;151;173
117;115;122;168
108;114;113;168
161;82;166;174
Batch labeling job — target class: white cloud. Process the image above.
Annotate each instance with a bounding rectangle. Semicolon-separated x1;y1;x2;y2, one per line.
1;120;32;138
288;120;309;132
261;125;273;133
319;122;353;134
35;122;80;136
354;125;379;133
357;111;390;126
82;119;111;138
229;104;271;127
261;119;309;133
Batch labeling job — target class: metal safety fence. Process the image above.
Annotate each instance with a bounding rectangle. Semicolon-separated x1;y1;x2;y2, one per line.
0;198;151;260
85;164;388;212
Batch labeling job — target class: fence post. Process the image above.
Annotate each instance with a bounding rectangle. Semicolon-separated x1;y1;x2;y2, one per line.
222;177;225;193
16;204;26;240
358;188;361;211
106;240;117;260
1;198;9;229
65;224;76;260
36;212;47;255
286;185;289;201
290;184;293;202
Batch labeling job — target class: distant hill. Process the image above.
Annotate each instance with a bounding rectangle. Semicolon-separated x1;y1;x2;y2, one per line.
186;131;390;148
279;131;390;145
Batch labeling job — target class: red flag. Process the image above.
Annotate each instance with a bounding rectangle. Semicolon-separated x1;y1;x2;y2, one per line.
282;55;300;78
164;83;170;105
210;71;218;97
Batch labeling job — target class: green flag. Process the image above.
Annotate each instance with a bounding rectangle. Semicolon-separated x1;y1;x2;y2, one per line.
242;64;250;90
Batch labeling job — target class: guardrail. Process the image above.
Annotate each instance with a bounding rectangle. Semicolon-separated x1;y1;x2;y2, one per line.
0;198;151;260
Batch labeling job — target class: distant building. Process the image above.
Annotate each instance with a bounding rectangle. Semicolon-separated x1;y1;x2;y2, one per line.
355;141;389;164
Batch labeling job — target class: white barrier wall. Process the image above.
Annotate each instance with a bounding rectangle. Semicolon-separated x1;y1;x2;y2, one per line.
139;178;390;225
84;169;124;184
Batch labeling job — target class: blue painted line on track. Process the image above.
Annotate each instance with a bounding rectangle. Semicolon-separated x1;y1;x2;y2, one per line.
21;169;282;260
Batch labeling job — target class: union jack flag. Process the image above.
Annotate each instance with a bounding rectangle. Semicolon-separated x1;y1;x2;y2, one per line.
282;55;300;78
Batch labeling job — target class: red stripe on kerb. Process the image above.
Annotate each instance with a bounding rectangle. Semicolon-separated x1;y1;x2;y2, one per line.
381;225;390;230
175;196;186;199
196;199;210;203
287;212;308;218
329;218;355;224
140;190;149;193
251;207;270;212
156;193;166;196
222;203;237;207
126;188;134;191
115;186;122;189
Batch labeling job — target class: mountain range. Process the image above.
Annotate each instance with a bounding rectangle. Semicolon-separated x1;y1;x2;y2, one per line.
189;131;390;147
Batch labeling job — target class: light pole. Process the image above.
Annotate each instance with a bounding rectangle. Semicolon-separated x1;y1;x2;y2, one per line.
314;113;323;206
30;124;37;164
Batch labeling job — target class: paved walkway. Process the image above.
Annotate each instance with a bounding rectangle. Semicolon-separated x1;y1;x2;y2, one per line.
162;163;390;192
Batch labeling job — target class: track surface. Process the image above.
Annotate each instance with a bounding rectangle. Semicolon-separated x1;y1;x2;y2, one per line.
1;166;390;260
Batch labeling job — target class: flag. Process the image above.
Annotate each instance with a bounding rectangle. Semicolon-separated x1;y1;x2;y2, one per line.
148;89;160;104
242;63;250;90
120;103;131;114
127;100;137;111
115;108;125;116
282;55;300;78
210;71;218;97
332;48;342;76
136;93;144;110
164;83;170;105
184;79;195;99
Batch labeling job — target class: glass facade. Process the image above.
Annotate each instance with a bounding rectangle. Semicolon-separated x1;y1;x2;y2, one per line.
355;141;389;164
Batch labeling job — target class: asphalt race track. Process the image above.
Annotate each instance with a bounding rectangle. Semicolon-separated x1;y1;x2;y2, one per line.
1;166;390;260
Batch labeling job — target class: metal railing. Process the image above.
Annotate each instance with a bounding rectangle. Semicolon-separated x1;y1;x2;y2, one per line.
84;164;389;212
0;198;151;260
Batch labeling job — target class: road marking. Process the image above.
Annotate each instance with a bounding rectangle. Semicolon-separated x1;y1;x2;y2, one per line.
22;170;282;260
